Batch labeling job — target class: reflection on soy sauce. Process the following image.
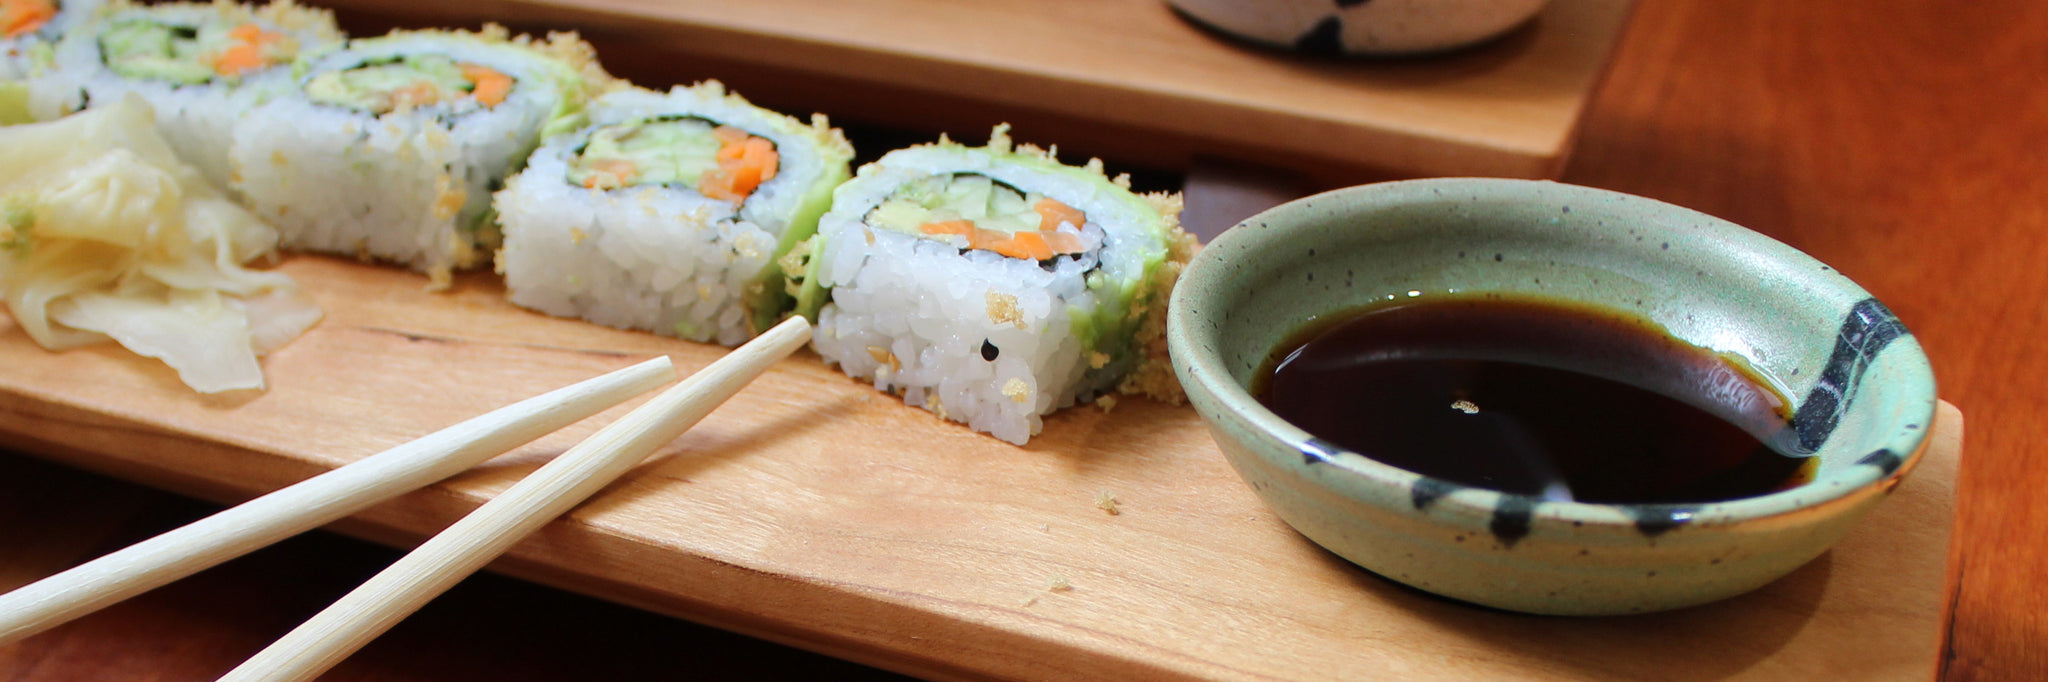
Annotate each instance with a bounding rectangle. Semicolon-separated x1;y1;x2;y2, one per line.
1253;294;1815;505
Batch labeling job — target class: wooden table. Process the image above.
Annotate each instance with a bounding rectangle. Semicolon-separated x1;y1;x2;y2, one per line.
2;0;2042;679
1561;4;2044;679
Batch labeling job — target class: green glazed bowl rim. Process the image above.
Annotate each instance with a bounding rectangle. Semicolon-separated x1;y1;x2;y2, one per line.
1169;178;1938;532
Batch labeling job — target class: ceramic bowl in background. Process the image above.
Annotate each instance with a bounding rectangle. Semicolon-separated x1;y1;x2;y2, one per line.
1166;0;1549;56
1166;178;1937;615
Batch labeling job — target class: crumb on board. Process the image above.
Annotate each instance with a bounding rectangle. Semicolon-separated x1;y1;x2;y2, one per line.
985;290;1026;329
1021;574;1075;607
1095;491;1120;515
1094;395;1118;413
1002;377;1031;403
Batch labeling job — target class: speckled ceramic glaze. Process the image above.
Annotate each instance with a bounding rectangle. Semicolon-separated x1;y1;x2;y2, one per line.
1167;178;1937;615
1167;0;1548;56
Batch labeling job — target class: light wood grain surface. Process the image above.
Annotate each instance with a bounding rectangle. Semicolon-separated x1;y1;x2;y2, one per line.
2;0;2045;679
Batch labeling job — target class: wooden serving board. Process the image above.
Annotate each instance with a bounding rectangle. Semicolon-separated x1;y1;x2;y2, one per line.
0;256;1958;681
314;0;1635;182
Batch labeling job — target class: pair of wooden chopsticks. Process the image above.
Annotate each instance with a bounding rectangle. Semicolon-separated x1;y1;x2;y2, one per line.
0;316;811;681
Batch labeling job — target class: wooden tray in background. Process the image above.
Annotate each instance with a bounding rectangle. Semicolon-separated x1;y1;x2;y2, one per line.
316;0;1635;181
0;256;1957;681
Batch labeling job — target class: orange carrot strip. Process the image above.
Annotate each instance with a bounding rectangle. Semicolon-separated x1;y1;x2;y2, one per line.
924;219;1066;260
1041;230;1086;254
460;64;513;107
582;159;636;189
742;137;778;181
713;125;751;146
1034;198;1086;233
984;241;1017;260
731;138;778;196
715;144;745;166
211;23;286;76
212;43;266;76
1005;231;1056;260
699;170;740;202
729;164;763;196
919;220;976;237
701;128;780;201
969;227;1008;251
1;0;54;38
983;241;1019;259
390;81;443;108
229;22;282;45
758;147;780;182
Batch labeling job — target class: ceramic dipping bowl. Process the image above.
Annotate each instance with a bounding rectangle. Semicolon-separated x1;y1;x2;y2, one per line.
1167;178;1937;615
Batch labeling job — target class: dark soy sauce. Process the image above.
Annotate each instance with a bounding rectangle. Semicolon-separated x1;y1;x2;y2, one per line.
1254;295;1814;504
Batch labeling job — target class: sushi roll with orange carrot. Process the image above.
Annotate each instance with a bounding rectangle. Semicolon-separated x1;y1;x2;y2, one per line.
230;25;615;287
29;1;342;188
1;0;95;78
494;81;853;345
793;126;1196;444
1;0;100;122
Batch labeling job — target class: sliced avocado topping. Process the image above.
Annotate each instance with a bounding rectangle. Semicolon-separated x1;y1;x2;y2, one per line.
566;116;723;190
96;18;296;86
98;20;218;85
306;54;479;114
867;173;1043;240
864;172;1099;264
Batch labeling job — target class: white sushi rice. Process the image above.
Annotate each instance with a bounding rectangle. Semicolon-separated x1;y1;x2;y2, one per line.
230;29;600;286
30;1;342;192
496;168;775;346
810;136;1169;445
496;83;850;344
815;229;1106;444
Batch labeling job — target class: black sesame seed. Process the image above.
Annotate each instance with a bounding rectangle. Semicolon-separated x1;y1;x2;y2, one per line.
981;340;999;361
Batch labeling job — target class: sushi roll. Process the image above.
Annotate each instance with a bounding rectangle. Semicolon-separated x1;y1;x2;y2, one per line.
29;0;343;189
2;0;97;79
1;0;99;122
230;25;614;287
495;82;852;345
796;126;1196;444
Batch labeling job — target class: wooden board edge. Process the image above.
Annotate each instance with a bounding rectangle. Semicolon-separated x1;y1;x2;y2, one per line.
1934;399;1965;681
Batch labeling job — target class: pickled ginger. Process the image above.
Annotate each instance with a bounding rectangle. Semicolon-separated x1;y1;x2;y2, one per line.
0;94;319;392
